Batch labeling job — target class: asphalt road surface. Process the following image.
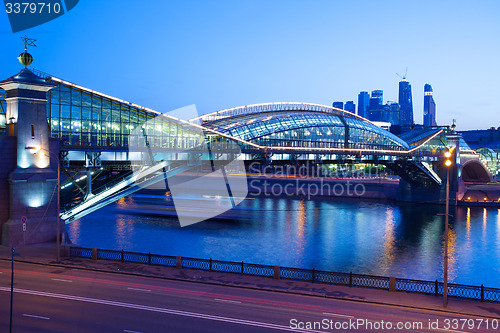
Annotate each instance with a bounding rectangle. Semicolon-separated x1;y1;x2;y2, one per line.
0;261;496;332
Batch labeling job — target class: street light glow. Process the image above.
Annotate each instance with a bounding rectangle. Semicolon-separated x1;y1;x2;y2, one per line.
445;159;452;167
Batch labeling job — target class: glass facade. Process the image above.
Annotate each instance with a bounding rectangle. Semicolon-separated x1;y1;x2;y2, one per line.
399;128;475;155
398;80;413;127
203;109;409;151
1;72;245;151
46;77;205;149
0;72;411;153
476;148;499;176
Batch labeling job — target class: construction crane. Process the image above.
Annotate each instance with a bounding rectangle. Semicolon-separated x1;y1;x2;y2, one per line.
396;67;408;81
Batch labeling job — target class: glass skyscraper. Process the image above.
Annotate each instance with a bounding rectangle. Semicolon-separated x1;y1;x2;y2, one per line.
398;80;413;126
367;90;383;122
344;101;355;113
332;101;344;109
357;91;369;118
371;90;383;105
423;84;437;126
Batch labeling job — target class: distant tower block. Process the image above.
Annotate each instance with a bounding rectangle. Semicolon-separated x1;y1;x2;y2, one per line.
344;101;355;113
357;91;370;118
332;101;344;109
398;80;413;126
423;84;437;126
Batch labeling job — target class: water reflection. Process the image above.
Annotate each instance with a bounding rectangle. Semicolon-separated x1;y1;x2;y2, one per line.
379;207;396;275
466;207;471;239
67;192;500;288
67;219;81;244
114;216;134;250
446;225;457;281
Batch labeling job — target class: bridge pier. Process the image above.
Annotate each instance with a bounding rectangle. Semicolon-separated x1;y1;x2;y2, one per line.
0;69;62;246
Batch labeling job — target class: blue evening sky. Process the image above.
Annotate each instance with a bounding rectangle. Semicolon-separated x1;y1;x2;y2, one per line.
1;0;499;130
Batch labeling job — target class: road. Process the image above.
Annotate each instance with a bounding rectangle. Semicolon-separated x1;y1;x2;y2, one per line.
0;261;496;332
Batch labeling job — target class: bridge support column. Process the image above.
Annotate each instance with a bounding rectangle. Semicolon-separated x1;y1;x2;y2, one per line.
86;168;92;198
0;69;61;247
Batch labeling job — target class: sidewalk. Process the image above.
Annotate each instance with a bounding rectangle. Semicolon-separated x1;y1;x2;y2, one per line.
1;242;499;319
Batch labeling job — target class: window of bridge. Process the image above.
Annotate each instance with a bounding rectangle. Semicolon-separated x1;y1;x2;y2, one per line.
71;88;81;107
45;79;199;148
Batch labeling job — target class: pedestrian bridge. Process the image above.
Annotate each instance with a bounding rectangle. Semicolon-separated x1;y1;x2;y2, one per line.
0;69;491;221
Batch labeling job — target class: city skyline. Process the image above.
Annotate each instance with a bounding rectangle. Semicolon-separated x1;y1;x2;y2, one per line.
0;0;499;130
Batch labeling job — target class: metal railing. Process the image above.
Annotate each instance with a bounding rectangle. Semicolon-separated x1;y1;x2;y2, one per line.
69;246;500;303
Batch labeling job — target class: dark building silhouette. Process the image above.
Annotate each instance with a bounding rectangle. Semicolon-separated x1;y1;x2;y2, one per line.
344;101;355;113
368;90;383;122
459;127;500;149
387;102;400;125
423;84;437;126
332;101;344;109
398;80;413;126
357;91;370;118
371;90;383;105
368;101;400;125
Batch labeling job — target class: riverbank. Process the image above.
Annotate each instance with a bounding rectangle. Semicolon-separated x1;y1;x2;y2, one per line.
246;175;399;200
461;183;500;207
247;174;500;207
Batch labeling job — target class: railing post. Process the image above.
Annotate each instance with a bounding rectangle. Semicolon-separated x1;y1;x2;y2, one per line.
435;280;438;296
349;272;353;287
312;268;315;283
241;261;244;275
121;249;124;262
176;256;182;269
148;252;151;265
274;265;280;280
91;248;98;260
209;258;212;272
389;277;396;292
481;284;484;302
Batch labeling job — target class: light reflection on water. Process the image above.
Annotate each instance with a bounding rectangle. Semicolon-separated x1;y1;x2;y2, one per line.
66;192;500;288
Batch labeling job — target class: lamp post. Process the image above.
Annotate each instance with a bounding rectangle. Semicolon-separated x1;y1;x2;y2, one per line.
25;146;60;262
443;148;453;307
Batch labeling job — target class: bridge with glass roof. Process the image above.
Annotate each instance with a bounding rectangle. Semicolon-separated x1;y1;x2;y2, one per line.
0;69;468;160
0;69;492;222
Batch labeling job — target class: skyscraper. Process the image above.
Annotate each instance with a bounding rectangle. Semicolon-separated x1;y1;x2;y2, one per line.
387;102;400;125
344;101;355;113
366;90;383;121
332;101;344;109
371;90;383;105
423;84;437;126
398;80;413;126
357;91;370;118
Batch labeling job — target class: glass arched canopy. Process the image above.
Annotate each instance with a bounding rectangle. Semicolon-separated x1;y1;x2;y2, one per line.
193;103;409;151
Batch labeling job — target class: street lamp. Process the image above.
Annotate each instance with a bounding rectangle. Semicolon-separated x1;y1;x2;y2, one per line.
25;146;61;262
443;147;453;307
